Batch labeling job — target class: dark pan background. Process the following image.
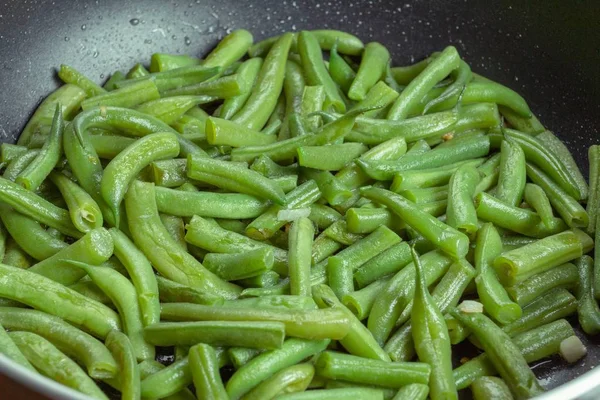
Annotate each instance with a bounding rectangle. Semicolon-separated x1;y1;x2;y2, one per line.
1;0;600;392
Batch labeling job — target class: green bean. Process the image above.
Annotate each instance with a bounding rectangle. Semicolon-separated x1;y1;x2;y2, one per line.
298;143;368;171
385;258;476;361
27;227;113;286
144;321;285;348
353;242;412;288
105;330;140;400
103;132;180;224
454;319;574;389
410;247;457;400
471;377;513;400
327;226;401;281
49;171;104;233
502;288;577;337
204;248;274;281
0;263;120;339
162;73;246;98
160;214;187;251
450;309;544;399
506;263;578;307
0;321;35;371
587;145;600;234
390;158;484;192
137;360;197;400
221;58;264;120
187;154;285;204
390;58;431;85
595;216;600;300
155;185;270;219
536;130;588;201
156;276;224;306
10;332;108;400
387;46;460;120
494;229;586;286
126;181;240;298
69;260;153;362
575;255;600;334
329;42;356;94
315;351;431;388
505;128;582;200
232;108;362;163
57;64;106;97
90;134;136;160
17;84;86;146
278;388;385;400
222;295;317;310
228;347;261;369
0;175;81;237
185;215;288;274
126;63;149;79
526;162;589;229
150;53;200;72
344;110;457;145
499;105;545;134
245;180;321;241
342;277;391;320
345;207;404;234
298;31;346;112
3;149;39;181
475;192;567;238
119;65;222;94
1;238;33;269
302;168;352;206
312;233;343;265
421;81;531;118
207;116;278;147
0;144;28;163
140;356;192;398
135;95;212;124
393;383;429;400
183;344;227;400
368;250;452;345
348;42;390;101
446;165;479;237
323;220;363;246
287;217;314;297
232;33;294;130
202;29;253;69
0;205;67;260
16;105;63;191
243;363;314;400
361;187;469;259
249;31;363;58
523;183;554;228
301;85;327;132
81;79;160;110
160;302;349;340
358;134;490;181
103;71;126;91
475;223;522;324
307;204;341;229
495;139;526;206
424;59;472;114
69;280;112;306
237;270;281;288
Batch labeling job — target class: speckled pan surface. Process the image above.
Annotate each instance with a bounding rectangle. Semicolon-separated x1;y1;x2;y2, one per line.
0;0;599;398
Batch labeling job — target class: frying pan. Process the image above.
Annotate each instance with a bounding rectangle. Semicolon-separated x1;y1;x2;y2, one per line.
0;0;599;398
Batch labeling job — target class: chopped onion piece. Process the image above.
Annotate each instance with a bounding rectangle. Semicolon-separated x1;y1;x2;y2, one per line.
277;208;311;222
457;300;484;314
559;335;587;363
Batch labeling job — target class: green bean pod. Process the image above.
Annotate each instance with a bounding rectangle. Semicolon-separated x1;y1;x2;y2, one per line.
298;31;346;113
105;330;140;400
17;84;87;146
446;165;480;237
495;139;526;206
575;255;600;335
232;33;294;130
329;42;356;94
189;343;228;400
348;42;390;101
523;183;554;228
16;105;63;191
506;263;578;307
0;263;120;338
203;248;274;281
494;230;586;286
81;79;160;110
450;309;544;399
243;363;314;400
471;376;514;400
135;95;213;124
125;180;241;298
288;217;314;297
475;223;522;324
203;29;253;69
10;332;109;400
387;46;460;120
360;187;469;259
0;321;35;371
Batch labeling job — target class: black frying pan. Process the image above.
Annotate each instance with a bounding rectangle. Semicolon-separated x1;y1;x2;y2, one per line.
1;0;599;397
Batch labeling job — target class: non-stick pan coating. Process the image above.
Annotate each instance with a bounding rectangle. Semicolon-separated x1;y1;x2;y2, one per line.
1;0;599;393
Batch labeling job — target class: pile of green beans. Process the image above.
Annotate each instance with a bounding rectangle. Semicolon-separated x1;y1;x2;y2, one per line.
0;27;598;400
